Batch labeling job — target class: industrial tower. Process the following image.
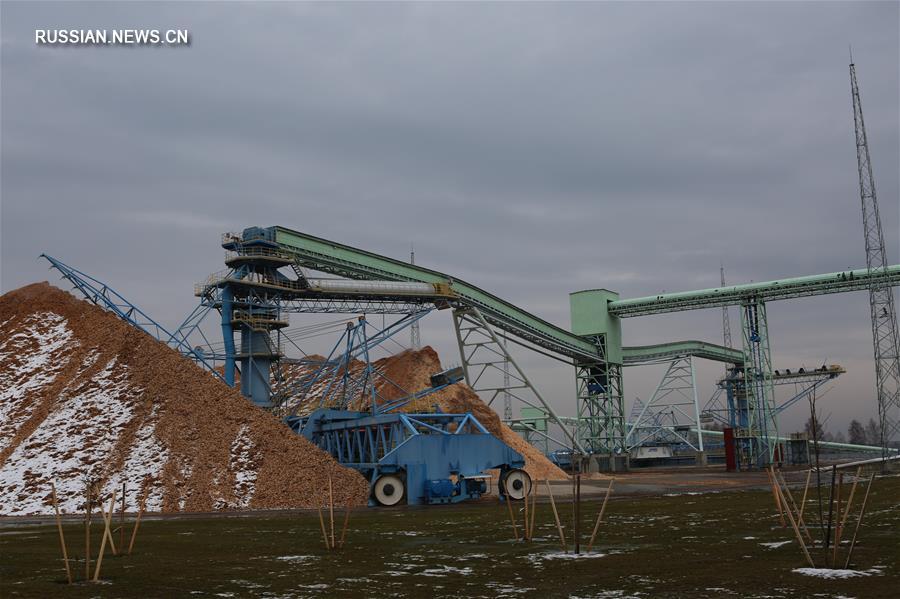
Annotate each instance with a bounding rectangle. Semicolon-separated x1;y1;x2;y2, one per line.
850;60;900;456
409;245;421;349
721;265;732;349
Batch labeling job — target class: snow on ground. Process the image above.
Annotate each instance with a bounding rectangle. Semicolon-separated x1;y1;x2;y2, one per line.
524;551;607;566
792;567;882;579
0;357;140;515
760;541;792;549
230;425;258;508
415;565;473;577
0;313;75;448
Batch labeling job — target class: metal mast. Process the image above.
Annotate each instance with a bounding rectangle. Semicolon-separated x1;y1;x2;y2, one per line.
409;244;421;349
502;330;512;422
850;60;900;457
721;265;732;348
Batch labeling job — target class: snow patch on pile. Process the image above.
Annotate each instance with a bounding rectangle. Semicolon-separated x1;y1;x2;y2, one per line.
0;313;74;447
230;425;258;508
0;357;140;515
117;404;168;511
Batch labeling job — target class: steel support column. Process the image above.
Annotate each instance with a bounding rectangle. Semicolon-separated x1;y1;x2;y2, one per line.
738;299;779;468
575;334;625;457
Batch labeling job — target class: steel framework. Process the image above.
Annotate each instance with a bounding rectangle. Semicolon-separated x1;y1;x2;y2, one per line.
275;313;429;415
627;356;703;452
409;247;421;350
451;306;584;452
702;365;845;428
850;61;900;454
575;334;625;458
735;300;779;468
721;265;733;349
41;254;224;381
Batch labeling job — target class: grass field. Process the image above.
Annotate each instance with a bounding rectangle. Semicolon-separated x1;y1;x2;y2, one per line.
2;475;898;598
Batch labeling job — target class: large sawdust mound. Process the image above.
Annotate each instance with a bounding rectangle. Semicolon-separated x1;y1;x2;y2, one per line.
278;347;567;481
0;283;369;516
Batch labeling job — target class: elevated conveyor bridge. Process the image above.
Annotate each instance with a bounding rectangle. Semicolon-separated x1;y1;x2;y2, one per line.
206;226;900;469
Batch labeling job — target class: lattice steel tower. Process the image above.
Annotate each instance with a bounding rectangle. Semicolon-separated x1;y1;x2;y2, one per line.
409;245;421;349
721;265;732;349
850;60;900;456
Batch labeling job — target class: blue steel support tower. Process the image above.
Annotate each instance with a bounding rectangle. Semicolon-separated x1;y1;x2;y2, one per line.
217;229;293;407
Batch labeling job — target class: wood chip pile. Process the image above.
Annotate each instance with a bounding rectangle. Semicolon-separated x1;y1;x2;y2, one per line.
0;283;369;516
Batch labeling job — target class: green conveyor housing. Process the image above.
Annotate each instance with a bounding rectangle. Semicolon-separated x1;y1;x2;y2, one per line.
274;226;602;360
623;341;744;365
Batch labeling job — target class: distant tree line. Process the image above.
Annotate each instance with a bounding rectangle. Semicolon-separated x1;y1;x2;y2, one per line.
804;417;884;446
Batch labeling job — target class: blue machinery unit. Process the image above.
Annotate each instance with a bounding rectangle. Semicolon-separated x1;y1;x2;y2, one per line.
277;317;529;506
286;410;528;506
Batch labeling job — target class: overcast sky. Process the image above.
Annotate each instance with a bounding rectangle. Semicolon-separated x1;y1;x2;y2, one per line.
2;1;898;437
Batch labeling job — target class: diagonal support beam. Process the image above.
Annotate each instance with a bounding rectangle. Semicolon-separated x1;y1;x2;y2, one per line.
452;307;585;453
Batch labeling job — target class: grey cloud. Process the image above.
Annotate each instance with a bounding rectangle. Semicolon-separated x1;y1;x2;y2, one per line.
2;1;898;434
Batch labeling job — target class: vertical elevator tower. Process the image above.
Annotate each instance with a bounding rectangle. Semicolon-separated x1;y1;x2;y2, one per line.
219;229;294;407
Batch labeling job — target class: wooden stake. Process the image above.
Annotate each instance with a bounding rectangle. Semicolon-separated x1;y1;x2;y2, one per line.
574;473;581;554
128;487;146;555
545;479;566;553
505;490;519;541
317;505;331;550
797;468;812;523
328;474;335;550
824;465;837;555
570;469;576;552
833;466;861;566
119;481;126;552
529;484;537;541
51;483;72;584
587;478;614;552
831;472;843;566
775;481;815;568
844;474;875;569
767;467;786;527
775;470;813;544
338;506;351;549
831;472;855;567
837;467;862;542
99;489;118;557
85;479;92;581
523;482;530;541
93;491;117;582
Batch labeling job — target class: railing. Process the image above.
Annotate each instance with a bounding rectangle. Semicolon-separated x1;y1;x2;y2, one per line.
196;271;307;294
224;247;294;262
232;310;289;331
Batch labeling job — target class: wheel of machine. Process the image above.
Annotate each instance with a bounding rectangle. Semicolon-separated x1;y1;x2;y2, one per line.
373;474;405;506
501;469;532;501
